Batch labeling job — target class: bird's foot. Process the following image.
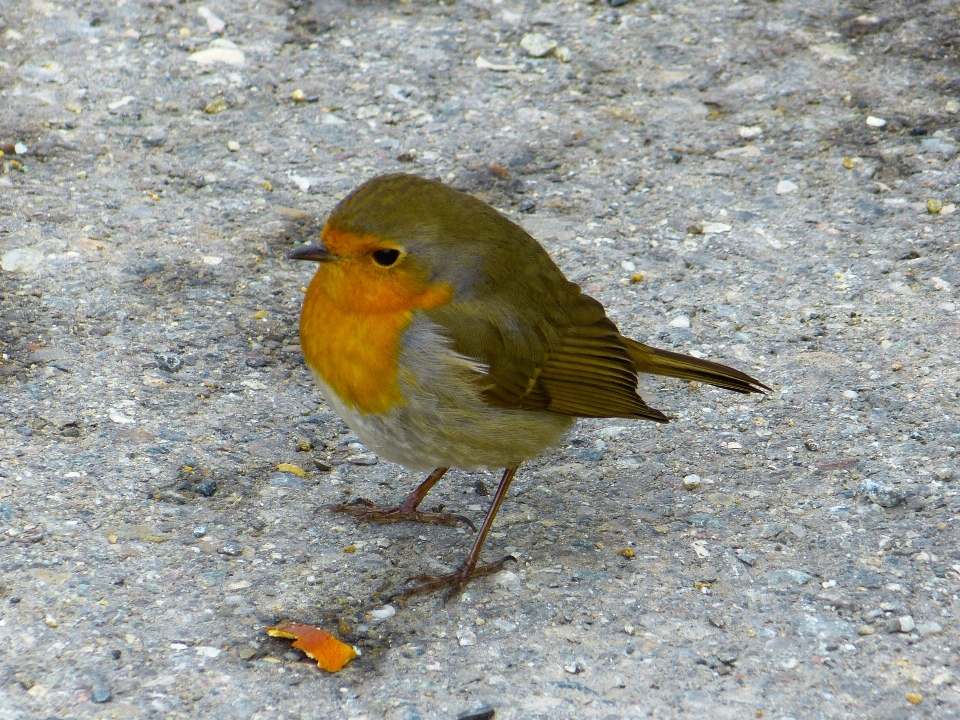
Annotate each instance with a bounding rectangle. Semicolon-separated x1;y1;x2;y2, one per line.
329;497;476;530
389;555;517;604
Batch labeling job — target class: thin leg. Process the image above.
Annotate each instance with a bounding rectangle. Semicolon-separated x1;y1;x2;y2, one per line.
390;466;520;603
330;468;476;530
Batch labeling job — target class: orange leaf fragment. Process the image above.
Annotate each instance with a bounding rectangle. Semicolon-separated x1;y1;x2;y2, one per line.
265;622;357;672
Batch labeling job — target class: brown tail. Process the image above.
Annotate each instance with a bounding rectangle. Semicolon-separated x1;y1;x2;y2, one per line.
623;338;770;395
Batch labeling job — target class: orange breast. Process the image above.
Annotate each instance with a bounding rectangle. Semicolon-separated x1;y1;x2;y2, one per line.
299;246;453;416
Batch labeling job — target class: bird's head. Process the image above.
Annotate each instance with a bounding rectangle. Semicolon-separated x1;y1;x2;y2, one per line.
290;173;546;313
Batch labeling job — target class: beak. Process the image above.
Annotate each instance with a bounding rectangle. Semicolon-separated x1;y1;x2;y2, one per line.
288;243;336;263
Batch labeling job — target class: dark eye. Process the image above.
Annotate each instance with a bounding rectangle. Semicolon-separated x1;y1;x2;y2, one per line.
372;248;401;267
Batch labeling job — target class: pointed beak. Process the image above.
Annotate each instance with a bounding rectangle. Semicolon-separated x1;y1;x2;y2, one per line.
288;243;336;263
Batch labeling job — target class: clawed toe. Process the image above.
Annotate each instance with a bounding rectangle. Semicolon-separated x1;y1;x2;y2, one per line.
328;502;474;530
389;555;517;603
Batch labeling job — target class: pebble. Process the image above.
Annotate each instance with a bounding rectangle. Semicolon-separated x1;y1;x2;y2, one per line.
700;221;732;234
156;353;183;373
915;621;942;638
369;605;396;620
768;569;815;586
189;40;245;67
563;660;586;674
1;247;42;272
886;615;915;633
195;480;217;497
860;478;903;508
269;473;304;489
683;474;702;490
197;7;226;34
842;390;858;400
227;141;240;152
45;614;59;628
348;454;378;466
291;89;306;102
905;693;922;705
738;125;763;139
457;706;495;720
457;629;477;646
217;540;243;557
927;199;943;214
196;646;222;658
91;686;113;703
946;100;960;115
669;315;691;329
776;180;799;195
193;526;208;538
865;116;886;128
520;32;557;58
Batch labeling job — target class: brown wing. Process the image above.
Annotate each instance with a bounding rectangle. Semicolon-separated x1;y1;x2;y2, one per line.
426;290;669;422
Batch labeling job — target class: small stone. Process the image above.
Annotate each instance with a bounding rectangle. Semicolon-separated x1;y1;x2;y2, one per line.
915;621;942;638
520;32;557;58
227;140;240;152
291;88;306;102
1;248;42;272
861;478;903;508
927;199;943;214
368;605;396;620
457;706;495;720
737;552;758;567
156;353;183;373
887;615;915;633
193;526;208;538
934;468;954;482
842;390;858;400
44;614;59;628
905;693;922;705
865;116;887;128
269;473;304;490
738;125;762;140
946;100;960;115
457;629;477;646
204;98;229;115
630;272;645;283
348;454;378;466
197;6;226;34
217;540;243;557
14;142;29;155
563;660;585;674
669;315;691;329
700;221;732;234
195;480;217;497
776;180;799;195
554;46;571;63
857;625;874;635
91;686;113;703
768;569;815;586
189;42;245;67
683;474;702;490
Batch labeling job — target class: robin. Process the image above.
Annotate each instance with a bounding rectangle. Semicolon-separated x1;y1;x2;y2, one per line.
290;173;768;601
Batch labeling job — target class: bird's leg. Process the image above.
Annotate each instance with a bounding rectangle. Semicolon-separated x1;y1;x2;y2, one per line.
390;466;520;603
329;467;476;530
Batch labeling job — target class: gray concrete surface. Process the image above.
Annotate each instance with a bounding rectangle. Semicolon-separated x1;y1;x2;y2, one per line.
1;0;959;718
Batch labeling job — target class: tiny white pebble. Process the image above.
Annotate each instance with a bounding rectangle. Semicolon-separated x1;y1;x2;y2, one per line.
866;116;887;128
369;605;396;620
227;140;240;152
683;474;702;490
669;315;691;329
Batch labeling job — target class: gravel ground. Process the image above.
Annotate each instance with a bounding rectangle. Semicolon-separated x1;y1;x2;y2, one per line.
2;0;960;718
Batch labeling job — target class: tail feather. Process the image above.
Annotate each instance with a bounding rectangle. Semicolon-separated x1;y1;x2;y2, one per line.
623;338;770;395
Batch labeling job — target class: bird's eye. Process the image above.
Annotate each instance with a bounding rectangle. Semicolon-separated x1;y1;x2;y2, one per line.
372;248;401;267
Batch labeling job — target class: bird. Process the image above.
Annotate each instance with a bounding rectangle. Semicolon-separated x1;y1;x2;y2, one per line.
290;173;768;602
